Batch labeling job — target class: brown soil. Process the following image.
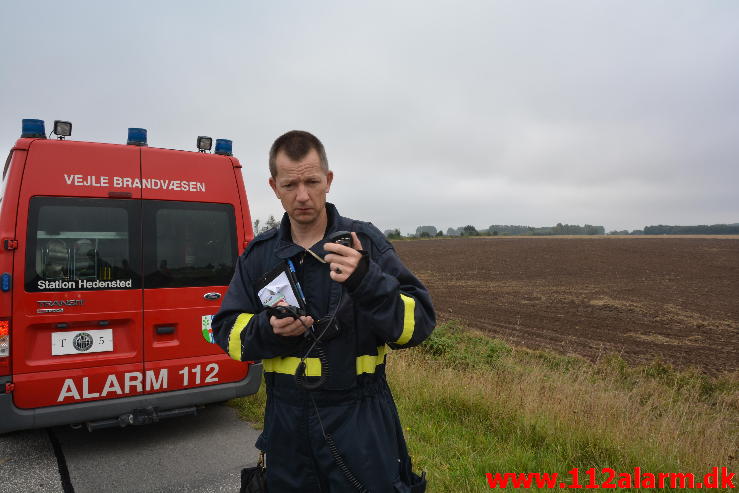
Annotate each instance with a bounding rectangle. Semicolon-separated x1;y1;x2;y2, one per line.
393;237;739;374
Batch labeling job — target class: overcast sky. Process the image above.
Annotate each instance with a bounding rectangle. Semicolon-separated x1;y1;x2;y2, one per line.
2;1;738;233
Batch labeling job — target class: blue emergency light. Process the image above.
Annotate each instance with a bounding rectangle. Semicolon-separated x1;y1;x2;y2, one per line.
214;139;233;156
127;128;148;146
21;119;47;138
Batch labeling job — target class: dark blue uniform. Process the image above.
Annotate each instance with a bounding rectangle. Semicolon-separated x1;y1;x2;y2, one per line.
212;203;435;492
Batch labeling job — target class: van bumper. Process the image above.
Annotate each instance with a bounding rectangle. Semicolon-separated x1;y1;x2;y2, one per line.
0;363;262;435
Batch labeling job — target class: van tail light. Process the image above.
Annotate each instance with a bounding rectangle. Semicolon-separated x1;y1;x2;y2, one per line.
0;319;9;376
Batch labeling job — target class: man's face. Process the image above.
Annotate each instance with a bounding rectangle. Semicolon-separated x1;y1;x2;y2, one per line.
269;148;333;227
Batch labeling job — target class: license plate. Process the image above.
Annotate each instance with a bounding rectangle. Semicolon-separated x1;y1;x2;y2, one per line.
51;329;113;356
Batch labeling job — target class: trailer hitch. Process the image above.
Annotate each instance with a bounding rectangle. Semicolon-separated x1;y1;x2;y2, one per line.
85;406;198;431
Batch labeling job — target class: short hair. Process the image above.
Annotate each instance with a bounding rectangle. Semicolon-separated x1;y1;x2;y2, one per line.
269;130;329;178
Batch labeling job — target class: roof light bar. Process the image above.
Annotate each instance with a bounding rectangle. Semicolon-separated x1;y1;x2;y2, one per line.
214;139;232;156
127;128;148;146
21;119;47;139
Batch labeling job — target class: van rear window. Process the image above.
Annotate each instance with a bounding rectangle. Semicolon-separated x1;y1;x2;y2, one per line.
25;197;141;292
143;201;237;288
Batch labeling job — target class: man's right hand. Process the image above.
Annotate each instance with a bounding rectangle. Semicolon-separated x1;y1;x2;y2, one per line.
269;301;313;337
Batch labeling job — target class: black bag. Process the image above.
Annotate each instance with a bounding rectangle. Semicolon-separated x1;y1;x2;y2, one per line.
240;452;267;493
393;469;427;492
409;471;427;493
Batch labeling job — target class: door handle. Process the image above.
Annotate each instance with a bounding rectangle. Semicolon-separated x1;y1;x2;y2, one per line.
156;326;175;335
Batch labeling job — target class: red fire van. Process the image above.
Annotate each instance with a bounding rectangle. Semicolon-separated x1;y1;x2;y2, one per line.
0;119;261;433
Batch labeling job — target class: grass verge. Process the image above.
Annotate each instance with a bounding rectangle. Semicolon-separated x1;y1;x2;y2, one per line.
229;320;738;491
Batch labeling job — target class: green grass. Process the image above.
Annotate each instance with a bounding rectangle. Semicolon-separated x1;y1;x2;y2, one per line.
229;321;739;491
228;378;266;429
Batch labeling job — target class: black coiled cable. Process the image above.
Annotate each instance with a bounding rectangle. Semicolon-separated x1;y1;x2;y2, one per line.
325;430;369;492
293;290;342;390
310;394;369;493
293;289;369;491
294;342;329;390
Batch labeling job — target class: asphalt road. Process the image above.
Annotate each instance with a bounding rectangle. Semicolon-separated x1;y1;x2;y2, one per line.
0;403;261;493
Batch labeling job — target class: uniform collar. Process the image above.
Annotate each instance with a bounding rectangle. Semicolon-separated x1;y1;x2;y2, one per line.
274;203;343;259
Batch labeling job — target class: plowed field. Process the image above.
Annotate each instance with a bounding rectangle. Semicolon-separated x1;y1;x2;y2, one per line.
394;237;739;374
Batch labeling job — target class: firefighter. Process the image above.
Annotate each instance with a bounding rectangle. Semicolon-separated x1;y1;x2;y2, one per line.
212;130;435;492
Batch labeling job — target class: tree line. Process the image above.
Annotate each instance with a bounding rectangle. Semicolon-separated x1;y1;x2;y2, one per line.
250;217;739;239
390;223;739;238
642;223;739;235
384;223;607;238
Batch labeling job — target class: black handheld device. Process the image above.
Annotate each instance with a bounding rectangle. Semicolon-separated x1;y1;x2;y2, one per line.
326;230;352;247
266;305;306;320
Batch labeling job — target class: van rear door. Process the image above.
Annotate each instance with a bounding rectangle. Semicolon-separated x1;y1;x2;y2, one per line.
140;148;249;394
12;141;144;408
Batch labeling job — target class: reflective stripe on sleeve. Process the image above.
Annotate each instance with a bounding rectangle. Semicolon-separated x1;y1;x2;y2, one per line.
228;313;254;361
356;345;388;375
394;294;416;345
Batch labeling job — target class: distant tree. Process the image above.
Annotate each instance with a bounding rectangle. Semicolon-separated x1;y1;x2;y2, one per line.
419;231;431;238
385;228;402;240
261;214;279;233
446;227;459;236
461;225;479;236
489;225;531;235
253;218;260;234
435;230;444;237
415;225;437;237
491;230;498;236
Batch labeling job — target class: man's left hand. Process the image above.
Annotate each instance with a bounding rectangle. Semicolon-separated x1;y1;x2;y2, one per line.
324;232;364;283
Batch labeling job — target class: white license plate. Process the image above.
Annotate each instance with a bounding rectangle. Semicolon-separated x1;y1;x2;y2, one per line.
51;329;113;356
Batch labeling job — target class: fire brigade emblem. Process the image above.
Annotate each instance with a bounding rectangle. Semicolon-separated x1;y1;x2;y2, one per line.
72;332;94;352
